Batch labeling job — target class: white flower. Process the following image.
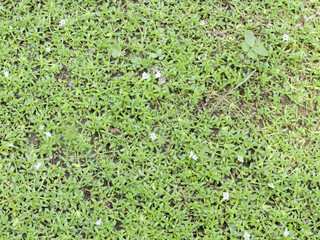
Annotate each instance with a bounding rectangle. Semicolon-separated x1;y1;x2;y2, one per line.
33;162;42;170
150;133;157;141
282;34;289;42
8;143;14;147
158;76;166;85
39;125;45;130
4;71;9;78
155;71;161;78
46;47;51;52
200;20;206;26
268;183;275;189
223;192;229;201
189;150;198;160
59;19;66;26
142;72;150;80
284;230;290;237
95;218;102;225
244;231;250;240
238;156;244;163
44;132;52;137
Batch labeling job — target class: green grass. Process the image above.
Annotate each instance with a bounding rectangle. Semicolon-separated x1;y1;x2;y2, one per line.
1;0;320;239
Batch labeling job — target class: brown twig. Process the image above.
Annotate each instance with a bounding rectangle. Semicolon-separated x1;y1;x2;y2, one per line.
210;69;257;116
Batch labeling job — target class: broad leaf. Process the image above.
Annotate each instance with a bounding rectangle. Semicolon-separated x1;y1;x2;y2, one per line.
131;57;142;66
253;46;268;56
149;53;158;58
248;51;257;59
110;44;122;58
245;31;256;47
241;41;250;52
156;49;162;55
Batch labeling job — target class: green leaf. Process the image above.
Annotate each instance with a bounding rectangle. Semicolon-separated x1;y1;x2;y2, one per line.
156;49;162;55
256;39;262;46
111;49;121;58
248;51;258;59
241;41;250;52
253;46;268;56
131;57;142;66
110;44;122;58
239;53;245;60
245;31;256;47
149;53;158;58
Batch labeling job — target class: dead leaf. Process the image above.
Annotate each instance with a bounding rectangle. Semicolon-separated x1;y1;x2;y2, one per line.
110;128;123;135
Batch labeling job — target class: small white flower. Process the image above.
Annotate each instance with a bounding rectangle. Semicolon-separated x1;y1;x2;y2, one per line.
8;143;14;147
4;71;9;78
46;47;51;52
150;133;157;141
284;230;290;237
189;150;198;160
155;71;161;78
142;72;150;80
9;25;13;29
39;125;45;130
158;76;166;85
244;231;250;240
268;183;275;189
223;192;229;201
238;156;244;163
95;218;102;225
282;34;289;42
200;20;206;26
44;132;52;137
33;162;42;170
189;151;193;156
59;19;66;26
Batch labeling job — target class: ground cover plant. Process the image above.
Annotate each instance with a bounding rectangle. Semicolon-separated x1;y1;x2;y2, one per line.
1;0;320;239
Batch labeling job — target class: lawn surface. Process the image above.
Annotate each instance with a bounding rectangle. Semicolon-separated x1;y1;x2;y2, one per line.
1;0;320;239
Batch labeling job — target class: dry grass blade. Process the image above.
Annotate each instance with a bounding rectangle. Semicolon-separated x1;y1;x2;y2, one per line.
210;69;257;116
